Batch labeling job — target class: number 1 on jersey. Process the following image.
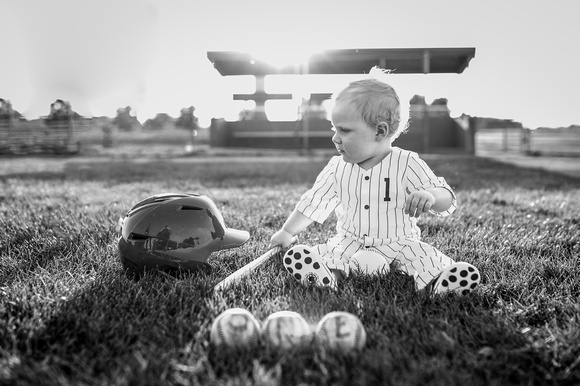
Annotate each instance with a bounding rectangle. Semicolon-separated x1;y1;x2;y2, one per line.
384;178;391;202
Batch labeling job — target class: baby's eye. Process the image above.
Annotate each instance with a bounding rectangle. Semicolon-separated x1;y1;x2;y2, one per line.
332;127;350;134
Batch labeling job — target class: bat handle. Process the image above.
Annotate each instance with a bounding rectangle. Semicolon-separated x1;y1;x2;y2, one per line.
267;235;298;251
287;235;299;248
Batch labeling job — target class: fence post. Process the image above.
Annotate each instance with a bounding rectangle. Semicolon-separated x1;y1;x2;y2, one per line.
0;99;12;147
501;127;507;152
522;128;530;154
66;102;77;153
467;116;477;155
422;104;430;153
102;125;113;148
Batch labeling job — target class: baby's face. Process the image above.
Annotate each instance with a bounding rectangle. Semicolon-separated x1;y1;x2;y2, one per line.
331;102;390;169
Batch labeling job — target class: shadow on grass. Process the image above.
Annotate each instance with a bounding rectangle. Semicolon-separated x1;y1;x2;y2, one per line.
1;157;328;187
1;155;579;190
269;272;567;385
2;263;579;385
2;269;217;384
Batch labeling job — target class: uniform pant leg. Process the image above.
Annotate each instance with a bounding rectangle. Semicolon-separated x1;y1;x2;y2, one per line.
314;235;363;276
375;239;456;290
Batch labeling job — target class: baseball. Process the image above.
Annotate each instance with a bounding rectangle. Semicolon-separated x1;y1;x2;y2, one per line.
315;311;366;354
349;250;390;275
209;308;261;350
261;311;313;351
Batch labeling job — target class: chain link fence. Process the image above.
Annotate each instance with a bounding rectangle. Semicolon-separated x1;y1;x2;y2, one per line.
2;99;578;158
77;118;209;157
475;127;580;157
1;100;209;157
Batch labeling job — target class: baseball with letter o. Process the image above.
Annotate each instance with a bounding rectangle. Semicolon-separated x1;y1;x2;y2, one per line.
209;308;261;349
261;311;313;350
315;311;366;353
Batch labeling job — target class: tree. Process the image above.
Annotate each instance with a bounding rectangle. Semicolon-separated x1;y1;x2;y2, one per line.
409;95;426;106
430;98;450;117
113;106;141;131
143;113;173;131
0;98;12;118
175;106;199;150
44;99;71;128
175;106;198;130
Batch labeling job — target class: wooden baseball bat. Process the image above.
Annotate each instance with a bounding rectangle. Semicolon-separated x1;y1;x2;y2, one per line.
214;237;297;291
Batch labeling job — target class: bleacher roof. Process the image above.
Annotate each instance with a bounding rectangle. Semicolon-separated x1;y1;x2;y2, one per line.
207;47;476;76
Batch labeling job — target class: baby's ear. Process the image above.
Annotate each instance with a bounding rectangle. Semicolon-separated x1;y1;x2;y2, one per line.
375;122;390;137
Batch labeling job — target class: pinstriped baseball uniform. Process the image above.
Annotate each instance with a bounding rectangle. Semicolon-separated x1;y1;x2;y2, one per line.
294;147;458;290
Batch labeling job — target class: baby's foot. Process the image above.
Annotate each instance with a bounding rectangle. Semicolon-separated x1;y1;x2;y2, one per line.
428;262;481;295
283;245;337;290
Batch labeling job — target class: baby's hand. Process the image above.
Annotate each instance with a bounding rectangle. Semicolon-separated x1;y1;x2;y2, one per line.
404;190;436;218
268;229;294;249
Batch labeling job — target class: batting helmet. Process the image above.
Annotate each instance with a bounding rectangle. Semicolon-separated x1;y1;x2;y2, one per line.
118;193;249;277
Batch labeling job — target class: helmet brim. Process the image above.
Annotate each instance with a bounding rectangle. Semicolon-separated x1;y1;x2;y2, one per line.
221;228;250;249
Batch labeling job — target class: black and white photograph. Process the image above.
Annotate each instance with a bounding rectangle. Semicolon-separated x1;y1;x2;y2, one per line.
1;1;579;384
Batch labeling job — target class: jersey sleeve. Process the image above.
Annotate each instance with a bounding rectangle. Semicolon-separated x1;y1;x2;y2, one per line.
405;152;457;216
294;157;340;223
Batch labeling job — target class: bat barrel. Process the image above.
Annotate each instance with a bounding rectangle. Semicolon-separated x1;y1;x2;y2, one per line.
214;246;282;291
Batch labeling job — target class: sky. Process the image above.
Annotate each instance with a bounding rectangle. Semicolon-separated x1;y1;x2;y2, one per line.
1;0;579;129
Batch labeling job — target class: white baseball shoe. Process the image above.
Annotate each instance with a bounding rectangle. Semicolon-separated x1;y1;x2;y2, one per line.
283;245;337;290
427;262;481;295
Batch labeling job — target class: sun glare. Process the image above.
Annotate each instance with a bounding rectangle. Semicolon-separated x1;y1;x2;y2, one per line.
252;49;312;71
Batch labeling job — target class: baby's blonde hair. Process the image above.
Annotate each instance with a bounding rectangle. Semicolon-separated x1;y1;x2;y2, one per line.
333;67;408;139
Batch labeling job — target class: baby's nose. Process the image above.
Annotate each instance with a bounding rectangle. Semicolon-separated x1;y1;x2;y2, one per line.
332;132;341;144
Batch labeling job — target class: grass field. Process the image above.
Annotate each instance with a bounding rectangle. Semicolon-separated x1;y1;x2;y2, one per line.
1;154;579;385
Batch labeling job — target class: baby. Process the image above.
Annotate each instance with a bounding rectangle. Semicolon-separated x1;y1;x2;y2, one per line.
269;69;480;295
